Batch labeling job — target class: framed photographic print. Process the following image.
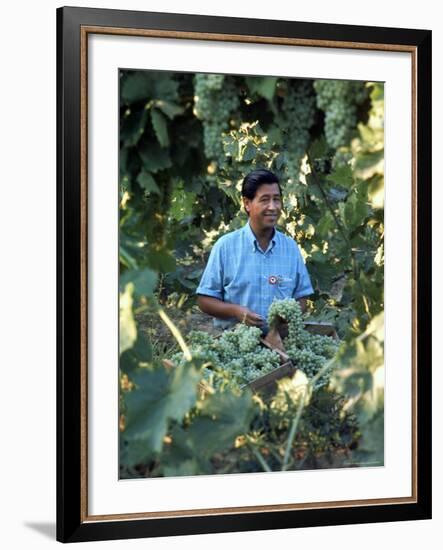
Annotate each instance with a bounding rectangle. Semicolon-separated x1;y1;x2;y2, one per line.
57;6;432;543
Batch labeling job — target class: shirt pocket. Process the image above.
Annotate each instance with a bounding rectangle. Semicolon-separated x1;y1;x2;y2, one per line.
275;276;294;298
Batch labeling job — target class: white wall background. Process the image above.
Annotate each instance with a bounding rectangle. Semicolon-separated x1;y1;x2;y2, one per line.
0;1;438;548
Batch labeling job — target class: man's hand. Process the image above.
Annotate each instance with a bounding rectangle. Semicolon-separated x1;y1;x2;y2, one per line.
235;305;265;327
197;295;264;327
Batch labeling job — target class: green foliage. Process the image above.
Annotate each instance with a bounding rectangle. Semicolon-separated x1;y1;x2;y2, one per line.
330;312;384;465
124;362;201;453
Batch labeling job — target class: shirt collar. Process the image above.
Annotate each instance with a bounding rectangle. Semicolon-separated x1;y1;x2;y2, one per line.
243;221;277;253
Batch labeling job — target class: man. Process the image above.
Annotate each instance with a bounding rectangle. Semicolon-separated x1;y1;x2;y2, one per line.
196;169;313;332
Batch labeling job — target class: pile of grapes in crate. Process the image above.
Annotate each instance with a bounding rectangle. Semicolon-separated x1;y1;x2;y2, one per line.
170;299;340;392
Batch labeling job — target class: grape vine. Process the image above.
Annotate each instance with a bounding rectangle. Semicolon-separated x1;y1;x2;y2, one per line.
279;80;316;187
314;79;368;149
193;74;239;165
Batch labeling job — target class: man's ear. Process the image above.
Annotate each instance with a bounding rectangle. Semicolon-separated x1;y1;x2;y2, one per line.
243;197;250;214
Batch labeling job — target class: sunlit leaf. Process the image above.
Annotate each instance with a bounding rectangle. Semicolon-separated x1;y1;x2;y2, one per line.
119;283;137;354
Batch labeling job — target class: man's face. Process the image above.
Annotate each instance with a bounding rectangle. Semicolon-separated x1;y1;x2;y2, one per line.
243;183;282;232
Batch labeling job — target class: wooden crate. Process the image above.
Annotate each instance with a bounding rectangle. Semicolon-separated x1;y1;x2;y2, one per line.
242;338;296;395
245;360;296;394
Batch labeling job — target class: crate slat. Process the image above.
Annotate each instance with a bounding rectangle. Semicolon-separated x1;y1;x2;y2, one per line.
245;361;296;393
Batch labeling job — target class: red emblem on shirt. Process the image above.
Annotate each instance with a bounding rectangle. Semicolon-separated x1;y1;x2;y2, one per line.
268;275;278;285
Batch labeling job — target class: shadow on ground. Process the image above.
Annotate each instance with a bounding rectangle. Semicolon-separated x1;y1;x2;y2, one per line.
24;522;56;540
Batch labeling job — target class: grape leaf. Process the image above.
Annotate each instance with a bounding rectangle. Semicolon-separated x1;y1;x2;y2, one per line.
152;74;179;103
242;142;257;162
136;171;160;195
355;149;384;172
146;250;176;273
187;391;253;458
139;143;172;173
120;109;149;147
124;363;200;453
121;72;154;104
308;136;329;159
326;165;354;188
344;186;370;230
151;108;170;147
154;100;184;119
120;267;158;297
120;436;153;469
120;331;153;373
245;77;278;101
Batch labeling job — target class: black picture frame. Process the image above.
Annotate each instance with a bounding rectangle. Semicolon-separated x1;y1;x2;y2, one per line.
57;6;432;543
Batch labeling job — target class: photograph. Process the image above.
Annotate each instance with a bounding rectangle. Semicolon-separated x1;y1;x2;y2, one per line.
118;69;385;479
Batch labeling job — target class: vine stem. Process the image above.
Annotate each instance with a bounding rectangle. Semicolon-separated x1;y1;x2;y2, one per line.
281;355;338;471
158;308;192;361
246;436;272;472
282;387;307;471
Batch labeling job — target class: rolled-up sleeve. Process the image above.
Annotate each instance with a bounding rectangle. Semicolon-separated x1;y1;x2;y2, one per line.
292;243;314;299
196;241;224;300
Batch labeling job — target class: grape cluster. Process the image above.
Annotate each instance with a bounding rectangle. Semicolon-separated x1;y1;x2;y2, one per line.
193;74;239;164
314;80;368;149
279;80;316;185
268;298;339;389
268;297;304;347
171;324;280;389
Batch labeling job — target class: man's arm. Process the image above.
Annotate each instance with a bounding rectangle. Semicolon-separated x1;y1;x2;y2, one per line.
197;295;264;327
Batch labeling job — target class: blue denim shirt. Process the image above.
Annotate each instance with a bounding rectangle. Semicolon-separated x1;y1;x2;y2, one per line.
196;221;314;329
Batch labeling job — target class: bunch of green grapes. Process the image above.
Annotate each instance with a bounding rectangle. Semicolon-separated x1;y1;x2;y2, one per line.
314;79;368;149
172;299;339;391
303;332;339;359
193;74;239;164
279;80;316;186
267;298;339;389
172;324;280;389
268;297;304;348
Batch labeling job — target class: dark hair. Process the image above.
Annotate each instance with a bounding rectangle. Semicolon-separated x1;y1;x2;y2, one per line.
241;169;281;200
